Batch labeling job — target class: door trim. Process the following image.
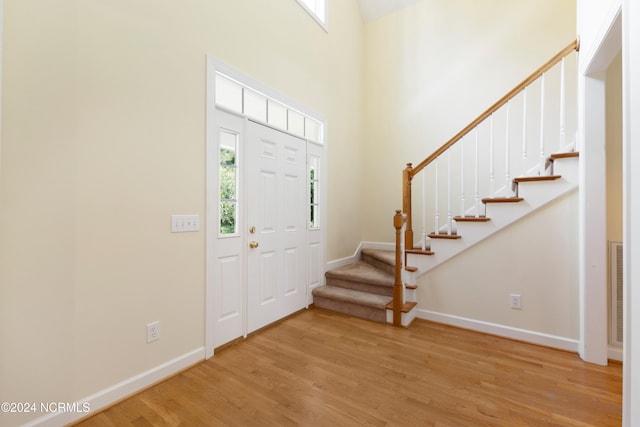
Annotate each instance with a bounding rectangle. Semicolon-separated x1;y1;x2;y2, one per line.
205;56;327;358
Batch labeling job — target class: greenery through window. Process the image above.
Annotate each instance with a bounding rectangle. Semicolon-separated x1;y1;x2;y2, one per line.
219;131;238;235
309;157;319;228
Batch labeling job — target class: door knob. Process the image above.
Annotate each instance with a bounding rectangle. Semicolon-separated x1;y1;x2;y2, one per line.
249;241;259;249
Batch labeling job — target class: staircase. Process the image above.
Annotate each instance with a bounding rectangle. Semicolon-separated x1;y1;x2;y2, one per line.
312;40;580;326
311;151;577;325
409;151;579;274
312;249;417;325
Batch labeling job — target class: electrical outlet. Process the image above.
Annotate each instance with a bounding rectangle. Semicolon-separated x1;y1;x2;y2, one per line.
146;321;160;343
509;294;522;310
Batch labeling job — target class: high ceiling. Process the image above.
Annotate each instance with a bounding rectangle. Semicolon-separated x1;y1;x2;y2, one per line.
357;0;421;22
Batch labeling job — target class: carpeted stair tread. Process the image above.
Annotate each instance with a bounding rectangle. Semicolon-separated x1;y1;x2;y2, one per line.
361;248;395;266
325;261;393;288
312;286;392;309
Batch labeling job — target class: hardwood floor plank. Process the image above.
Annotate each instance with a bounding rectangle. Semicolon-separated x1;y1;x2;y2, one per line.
75;308;622;426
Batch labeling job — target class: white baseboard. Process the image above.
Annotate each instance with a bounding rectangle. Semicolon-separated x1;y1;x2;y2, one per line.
25;347;205;427
608;345;623;362
416;309;580;353
325;241;394;271
361;241;394;251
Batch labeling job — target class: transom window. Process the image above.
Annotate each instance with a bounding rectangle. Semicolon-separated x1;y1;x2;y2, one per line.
215;72;323;144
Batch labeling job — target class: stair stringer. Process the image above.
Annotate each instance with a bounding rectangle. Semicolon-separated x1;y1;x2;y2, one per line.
408;156;578;276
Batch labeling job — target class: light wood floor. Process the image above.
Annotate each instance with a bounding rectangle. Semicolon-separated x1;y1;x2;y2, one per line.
76;308;622;426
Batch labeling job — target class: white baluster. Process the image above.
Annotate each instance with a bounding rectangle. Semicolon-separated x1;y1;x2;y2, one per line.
505;102;511;197
421;172;426;251
489;115;495;198
574;52;579;152
474;127;480;217
400;217;406;293
460;137;465;218
522;87;528;177
539;73;546;175
447;149;452;235
559;57;566;153
434;157;439;236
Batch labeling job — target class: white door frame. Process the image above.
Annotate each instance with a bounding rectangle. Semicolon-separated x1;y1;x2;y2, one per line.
205;56;327;358
578;5;621;366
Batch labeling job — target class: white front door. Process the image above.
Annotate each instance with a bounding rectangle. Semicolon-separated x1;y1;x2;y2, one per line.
246;121;308;333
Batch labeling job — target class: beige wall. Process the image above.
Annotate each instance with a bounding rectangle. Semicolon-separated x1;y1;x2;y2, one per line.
606;51;623;243
0;0;584;423
361;0;578;339
0;0;364;424
362;0;576;241
420;192;580;338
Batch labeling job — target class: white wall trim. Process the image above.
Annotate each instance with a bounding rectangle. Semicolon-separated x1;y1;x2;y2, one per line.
580;2;622;75
205;54;328;358
622;1;640;424
207;55;327;127
608;345;623;362
416;309;580;353
325;242;363;271
24;348;205;427
325;241;394;271
361;241;394;252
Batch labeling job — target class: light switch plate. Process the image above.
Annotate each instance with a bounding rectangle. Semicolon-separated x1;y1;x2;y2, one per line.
171;215;200;232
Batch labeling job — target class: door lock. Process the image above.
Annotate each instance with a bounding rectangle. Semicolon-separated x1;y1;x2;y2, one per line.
249;226;256;234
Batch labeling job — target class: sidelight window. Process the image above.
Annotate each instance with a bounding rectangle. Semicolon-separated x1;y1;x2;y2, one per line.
309;156;320;229
219;129;239;235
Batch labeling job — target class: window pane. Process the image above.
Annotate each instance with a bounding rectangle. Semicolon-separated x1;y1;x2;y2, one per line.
288;109;305;136
220;166;236;199
220;147;235;166
219;129;238;235
297;0;326;24
268;100;287;129
305;117;321;142
215;74;243;113
220;201;236;234
244;89;267;122
309;156;319;229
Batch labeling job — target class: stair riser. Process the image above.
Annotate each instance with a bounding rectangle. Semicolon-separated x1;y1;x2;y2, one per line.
410;164;578;276
361;252;395;275
386;307;416;327
325;276;393;296
314;296;386;323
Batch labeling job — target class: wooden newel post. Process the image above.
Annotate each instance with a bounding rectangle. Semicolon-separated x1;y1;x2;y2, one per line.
402;163;414;250
393;209;404;327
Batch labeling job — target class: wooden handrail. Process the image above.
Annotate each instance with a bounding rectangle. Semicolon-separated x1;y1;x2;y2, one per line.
409;39;579;178
402;39;579;249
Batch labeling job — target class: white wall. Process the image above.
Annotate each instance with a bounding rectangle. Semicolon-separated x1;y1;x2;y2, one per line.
0;1;365;425
577;0;639;422
622;0;640;424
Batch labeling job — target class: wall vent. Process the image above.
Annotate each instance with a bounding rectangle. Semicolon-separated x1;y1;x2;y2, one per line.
609;241;623;346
